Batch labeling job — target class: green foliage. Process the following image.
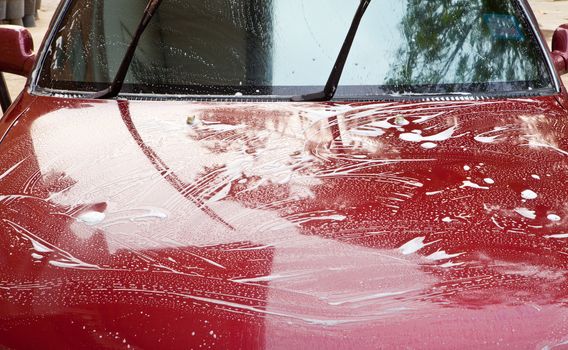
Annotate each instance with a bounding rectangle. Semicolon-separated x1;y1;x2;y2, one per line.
385;0;550;92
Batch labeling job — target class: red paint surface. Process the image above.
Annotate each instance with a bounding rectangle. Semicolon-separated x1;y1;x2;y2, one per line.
0;25;35;77
0;93;568;349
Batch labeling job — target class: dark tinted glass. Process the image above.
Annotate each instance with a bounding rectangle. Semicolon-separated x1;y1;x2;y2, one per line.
38;0;555;98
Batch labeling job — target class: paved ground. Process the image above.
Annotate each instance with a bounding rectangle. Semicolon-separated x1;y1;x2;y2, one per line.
531;0;568;41
4;0;568;98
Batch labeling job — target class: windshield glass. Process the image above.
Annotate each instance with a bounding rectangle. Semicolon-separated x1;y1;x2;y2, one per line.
38;0;554;98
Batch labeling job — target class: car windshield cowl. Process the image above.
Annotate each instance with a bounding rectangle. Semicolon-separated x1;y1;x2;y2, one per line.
36;0;556;99
33;85;556;103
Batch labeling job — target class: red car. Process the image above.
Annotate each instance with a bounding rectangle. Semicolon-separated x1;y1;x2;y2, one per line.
1;0;568;348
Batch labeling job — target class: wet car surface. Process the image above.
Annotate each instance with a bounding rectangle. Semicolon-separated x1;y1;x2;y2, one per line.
0;95;567;348
1;0;568;349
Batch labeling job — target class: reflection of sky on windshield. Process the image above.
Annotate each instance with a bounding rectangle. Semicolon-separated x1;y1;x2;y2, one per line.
272;0;406;86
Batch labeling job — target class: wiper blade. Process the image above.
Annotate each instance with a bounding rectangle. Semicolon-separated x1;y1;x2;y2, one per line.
291;0;371;102
92;0;163;99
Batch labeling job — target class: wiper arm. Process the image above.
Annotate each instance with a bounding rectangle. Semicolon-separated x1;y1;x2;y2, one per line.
92;0;163;99
291;0;371;102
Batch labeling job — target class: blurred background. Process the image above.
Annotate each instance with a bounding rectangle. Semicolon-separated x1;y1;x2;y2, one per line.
1;0;568;98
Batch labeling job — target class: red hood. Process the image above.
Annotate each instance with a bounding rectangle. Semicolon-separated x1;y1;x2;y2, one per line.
0;95;567;349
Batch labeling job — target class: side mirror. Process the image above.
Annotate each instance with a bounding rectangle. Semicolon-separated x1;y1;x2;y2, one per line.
0;25;36;77
552;24;568;76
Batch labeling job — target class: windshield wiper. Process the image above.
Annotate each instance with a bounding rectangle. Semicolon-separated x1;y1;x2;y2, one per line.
291;0;371;102
92;0;163;99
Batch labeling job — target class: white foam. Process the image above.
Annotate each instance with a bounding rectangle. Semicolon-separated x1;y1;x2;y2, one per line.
426;250;464;261
514;208;536;220
399;124;457;143
49;259;100;270
232;273;304;283
209;183;232;202
399;237;437;255
473;127;509;143
5;220;54;253
521;189;538;200
327;290;413;306
367;119;402;130
77;211;106;226
129;207;169;221
439;261;465;268
399;133;421;142
297;215;347;224
0;158;26;181
547;214;561;222
474;135;500;143
30;239;53;253
201;121;245;132
483;178;495;184
460;181;489;190
426;190;444;196
350;128;385;137
421;142;437;149
544;233;568;239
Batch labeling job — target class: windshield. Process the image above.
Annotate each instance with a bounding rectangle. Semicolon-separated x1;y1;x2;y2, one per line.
37;0;555;99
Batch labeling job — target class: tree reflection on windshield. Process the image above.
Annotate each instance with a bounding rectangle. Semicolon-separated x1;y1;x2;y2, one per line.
384;0;550;93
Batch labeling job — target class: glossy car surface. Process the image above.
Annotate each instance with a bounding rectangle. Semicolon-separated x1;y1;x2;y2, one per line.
1;1;568;349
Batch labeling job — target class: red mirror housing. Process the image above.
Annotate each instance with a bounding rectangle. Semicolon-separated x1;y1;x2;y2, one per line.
552;24;568;75
0;25;35;77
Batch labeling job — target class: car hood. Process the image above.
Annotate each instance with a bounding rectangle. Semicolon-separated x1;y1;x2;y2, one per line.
0;95;567;349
